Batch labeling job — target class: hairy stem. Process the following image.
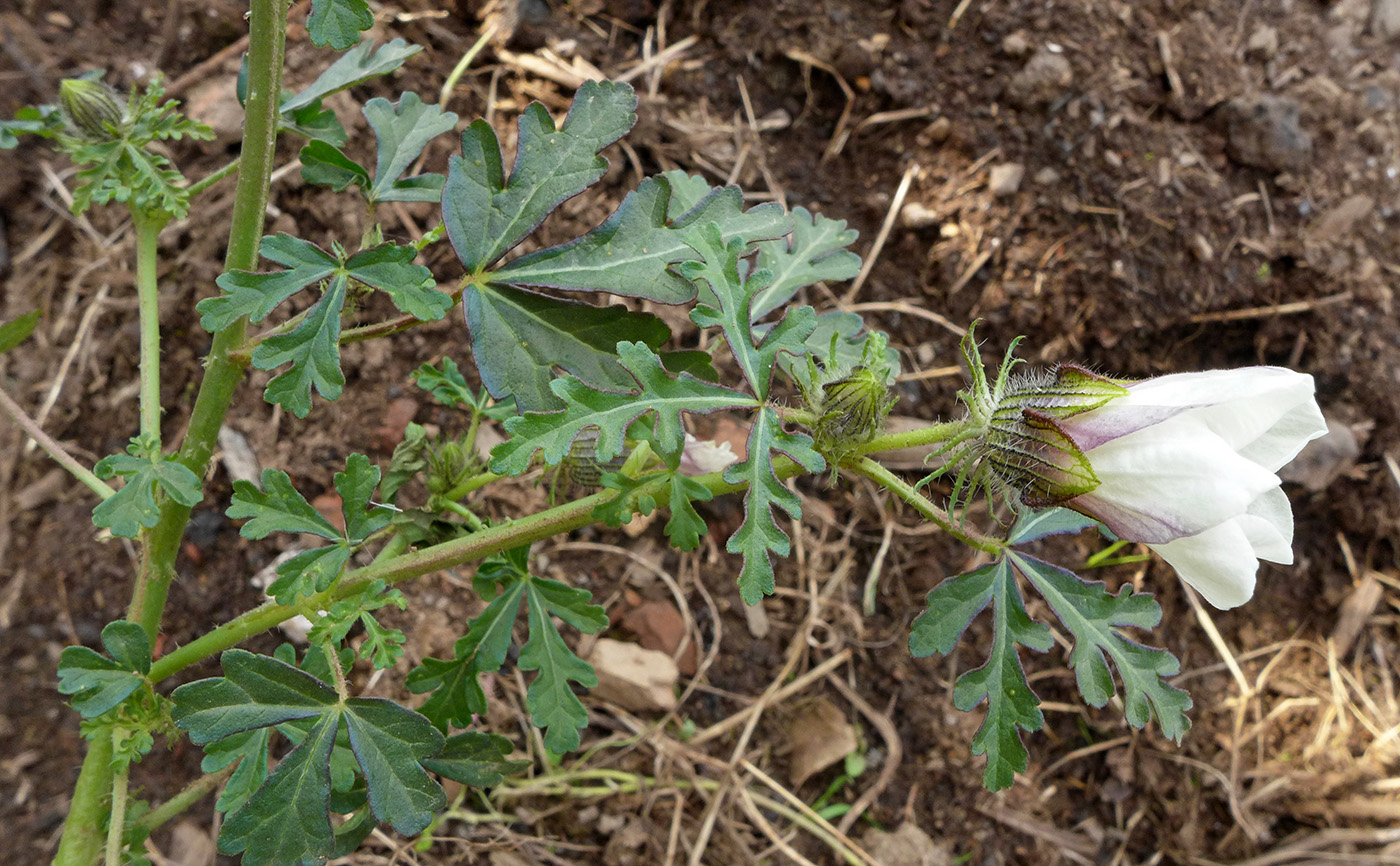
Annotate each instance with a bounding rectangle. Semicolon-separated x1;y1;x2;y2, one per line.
0;386;114;499
103;737;129;866
133;210;168;446
54;2;290;864
147;454;811;684
846;456;1003;554
136;764;236;835
185;157;240;198
856;418;968;456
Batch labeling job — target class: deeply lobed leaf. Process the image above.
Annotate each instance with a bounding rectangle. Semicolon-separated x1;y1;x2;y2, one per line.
490;341;758;475
495;170;790;303
444;81;637;272
1009;552;1191;740
723;408;825;604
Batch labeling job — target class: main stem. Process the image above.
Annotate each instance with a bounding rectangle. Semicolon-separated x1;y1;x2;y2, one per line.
53;2;288;864
133;210;167;446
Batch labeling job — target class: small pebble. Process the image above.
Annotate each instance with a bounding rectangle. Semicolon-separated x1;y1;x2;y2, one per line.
988;162;1026;196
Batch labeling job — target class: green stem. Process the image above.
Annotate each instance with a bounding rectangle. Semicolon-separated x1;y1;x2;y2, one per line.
52;734;113;866
440;499;486;532
135;764;236;835
846;456;1003;554
148;455;808;685
441;471;501;503
857;418;968;456
104;735;130;866
132;210;168;446
54;3;289;865
185;157;240;198
138;0;288;642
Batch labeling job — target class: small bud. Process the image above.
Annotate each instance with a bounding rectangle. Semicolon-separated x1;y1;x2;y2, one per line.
562;429;626;488
59;78;127;140
814;365;897;452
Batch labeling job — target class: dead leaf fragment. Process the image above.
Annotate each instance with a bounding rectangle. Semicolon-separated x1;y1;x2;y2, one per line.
861;823;952;866
586;638;678;712
785;697;857;786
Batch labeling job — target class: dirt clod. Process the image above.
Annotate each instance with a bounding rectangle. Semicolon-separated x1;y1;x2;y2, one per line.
1223;94;1313;171
1006;46;1073;107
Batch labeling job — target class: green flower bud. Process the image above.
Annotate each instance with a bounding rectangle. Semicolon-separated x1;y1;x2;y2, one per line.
59;78;127;140
562;429;626;488
814;365;897;452
979;365;1126;506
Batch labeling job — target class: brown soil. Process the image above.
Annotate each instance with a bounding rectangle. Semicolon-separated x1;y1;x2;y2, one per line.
4;0;1400;864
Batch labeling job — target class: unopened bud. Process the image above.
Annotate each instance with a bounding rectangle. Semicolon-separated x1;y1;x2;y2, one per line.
59;78;126;140
814;365;897;451
979;365;1127;506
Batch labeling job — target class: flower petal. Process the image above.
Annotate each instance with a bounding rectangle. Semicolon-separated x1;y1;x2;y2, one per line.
1148;519;1260;609
1070;417;1280;543
1235;487;1293;564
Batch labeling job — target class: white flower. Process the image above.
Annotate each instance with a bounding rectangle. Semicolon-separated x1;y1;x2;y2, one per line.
678;433;740;475
1056;368;1327;609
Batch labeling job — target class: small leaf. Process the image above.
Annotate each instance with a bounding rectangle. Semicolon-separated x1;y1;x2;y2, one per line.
200;234;339;331
362;92;457;203
299;140;369;192
749;207;860;320
665;473;712;551
723;408;825;604
941;558;1053;791
681;222;817;400
1010;552;1191;741
495;171;790;303
521;578;602;753
421;732;528;787
406;576;529;730
253;274;349;417
92;451;203;538
306;0;373;50
909;563;998;658
343;244;447;321
0;310;40;352
490;341;759;475
282;39;423;113
1006;507;1102;546
228;470;341;541
443;81;637;272
465;283;672;411
57;621;151;718
266;546;354;605
411;358;476;408
335;453;392;542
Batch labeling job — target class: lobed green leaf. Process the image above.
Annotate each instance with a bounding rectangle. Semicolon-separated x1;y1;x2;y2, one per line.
1010;553;1191;741
723;407;825;604
306;0;373;50
443;80;637;272
495;171;790;303
749;207;860;320
490;341;758;475
57;621;151;718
